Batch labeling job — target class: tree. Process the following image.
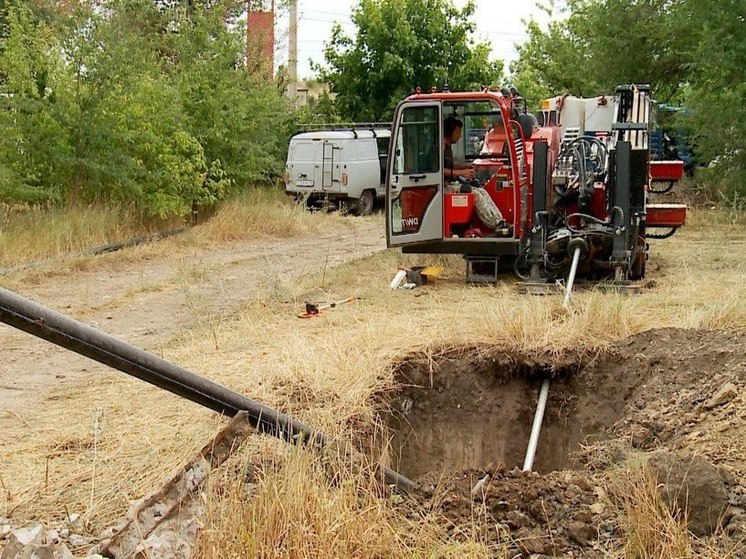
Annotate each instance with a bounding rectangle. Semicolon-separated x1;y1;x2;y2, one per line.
679;0;745;205
0;0;293;217
512;0;694;103
510;14;598;105
296;88;341;124
512;0;745;204
0;2;65;205
315;0;503;122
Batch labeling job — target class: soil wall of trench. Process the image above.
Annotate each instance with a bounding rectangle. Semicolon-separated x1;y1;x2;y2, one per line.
378;328;746;557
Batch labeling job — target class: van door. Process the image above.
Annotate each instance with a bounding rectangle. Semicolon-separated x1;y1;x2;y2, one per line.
386;101;443;246
288;140;321;191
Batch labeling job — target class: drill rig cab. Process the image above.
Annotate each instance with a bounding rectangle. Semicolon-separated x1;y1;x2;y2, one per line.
385;84;687;285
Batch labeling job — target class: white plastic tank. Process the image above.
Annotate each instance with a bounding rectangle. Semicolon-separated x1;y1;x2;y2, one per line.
584;96;616;135
556;96;585;135
541;95;586;141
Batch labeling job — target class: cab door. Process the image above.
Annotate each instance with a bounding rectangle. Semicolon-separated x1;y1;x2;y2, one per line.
386;101;444;246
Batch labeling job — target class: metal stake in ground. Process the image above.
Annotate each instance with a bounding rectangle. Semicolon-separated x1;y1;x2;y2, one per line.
0;287;415;493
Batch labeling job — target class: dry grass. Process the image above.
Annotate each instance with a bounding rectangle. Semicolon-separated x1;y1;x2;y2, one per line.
608;459;694;558
0;204;177;270
195;445;495;558
198;188;350;242
0;188;354;293
0;187;345;276
0;204;744;557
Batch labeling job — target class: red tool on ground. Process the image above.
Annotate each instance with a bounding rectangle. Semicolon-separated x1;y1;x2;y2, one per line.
298;296;357;318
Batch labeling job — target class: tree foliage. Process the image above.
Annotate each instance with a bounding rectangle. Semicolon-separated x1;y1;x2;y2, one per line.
512;0;694;104
511;0;746;204
0;0;292;218
679;0;745;204
315;0;503;122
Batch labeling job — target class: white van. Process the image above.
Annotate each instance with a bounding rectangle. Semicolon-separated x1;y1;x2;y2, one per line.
285;128;391;215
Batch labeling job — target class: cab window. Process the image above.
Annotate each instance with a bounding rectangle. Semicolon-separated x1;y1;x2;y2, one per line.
444;101;502;161
394;106;439;174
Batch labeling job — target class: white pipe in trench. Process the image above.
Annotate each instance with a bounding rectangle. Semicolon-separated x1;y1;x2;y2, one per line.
522;377;551;472
522;247;581;472
523;248;580;472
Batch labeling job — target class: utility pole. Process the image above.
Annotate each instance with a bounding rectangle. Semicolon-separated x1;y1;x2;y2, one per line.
287;0;298;100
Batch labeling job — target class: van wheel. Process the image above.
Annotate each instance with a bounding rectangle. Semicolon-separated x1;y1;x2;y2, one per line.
293;193;312;209
353;190;375;216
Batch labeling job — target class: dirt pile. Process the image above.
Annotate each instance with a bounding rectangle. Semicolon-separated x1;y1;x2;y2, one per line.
646;450;728;536
386;328;746;557
416;468;610;557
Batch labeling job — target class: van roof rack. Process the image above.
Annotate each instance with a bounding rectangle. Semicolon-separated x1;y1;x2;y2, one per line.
296;122;391;138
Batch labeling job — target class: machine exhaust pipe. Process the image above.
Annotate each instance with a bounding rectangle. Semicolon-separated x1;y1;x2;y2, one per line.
0;287;415;493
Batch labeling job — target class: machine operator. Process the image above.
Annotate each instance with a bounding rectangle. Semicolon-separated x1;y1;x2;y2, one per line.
443;116;505;231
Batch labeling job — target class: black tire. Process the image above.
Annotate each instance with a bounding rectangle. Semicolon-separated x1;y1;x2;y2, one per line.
292;193;312;209
353;190;375;216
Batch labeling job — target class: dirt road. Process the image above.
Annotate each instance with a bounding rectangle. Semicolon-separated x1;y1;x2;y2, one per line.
0;218;385;429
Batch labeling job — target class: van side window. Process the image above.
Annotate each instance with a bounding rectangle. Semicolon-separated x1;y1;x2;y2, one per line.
394;107;438;174
377;137;390;185
376;137;390;157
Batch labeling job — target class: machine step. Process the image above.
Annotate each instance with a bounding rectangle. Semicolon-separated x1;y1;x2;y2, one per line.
465;255;500;284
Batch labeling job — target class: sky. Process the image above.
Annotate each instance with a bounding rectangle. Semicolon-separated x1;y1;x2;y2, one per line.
273;1;555;79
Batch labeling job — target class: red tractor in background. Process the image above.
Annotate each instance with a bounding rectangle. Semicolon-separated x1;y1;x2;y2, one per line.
385;84;687;286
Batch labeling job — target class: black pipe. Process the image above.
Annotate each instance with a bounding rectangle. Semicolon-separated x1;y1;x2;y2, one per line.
0;287;416;493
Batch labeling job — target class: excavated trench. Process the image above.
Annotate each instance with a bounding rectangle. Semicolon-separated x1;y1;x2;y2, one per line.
382;351;639;479
373;330;746;555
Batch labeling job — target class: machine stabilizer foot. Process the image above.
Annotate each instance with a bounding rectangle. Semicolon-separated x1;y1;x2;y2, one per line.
518;281;562;295
595;282;643;295
518;280;642;296
466;256;500;284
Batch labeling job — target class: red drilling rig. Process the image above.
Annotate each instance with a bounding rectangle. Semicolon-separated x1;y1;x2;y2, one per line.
385;84;687;288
